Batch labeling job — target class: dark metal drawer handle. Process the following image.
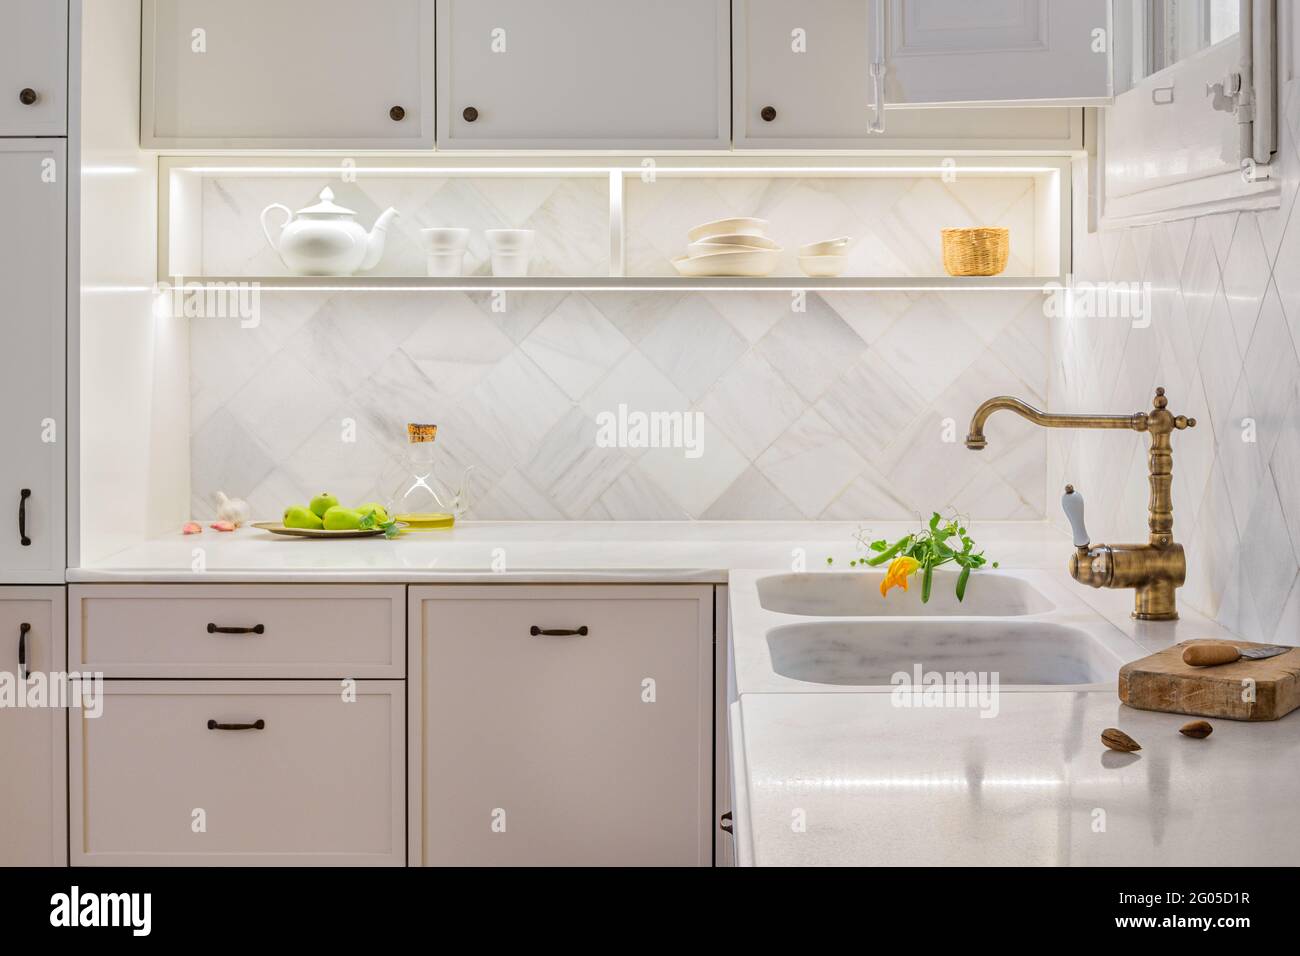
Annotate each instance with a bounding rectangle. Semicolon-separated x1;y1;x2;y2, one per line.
207;719;265;731
207;623;265;635
529;625;588;637
720;811;733;834
18;622;30;681
19;489;31;546
19;88;38;106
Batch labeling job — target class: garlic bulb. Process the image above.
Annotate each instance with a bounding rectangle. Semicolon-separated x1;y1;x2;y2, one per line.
214;491;251;528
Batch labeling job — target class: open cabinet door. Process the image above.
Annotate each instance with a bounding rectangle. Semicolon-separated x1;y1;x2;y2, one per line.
1102;0;1277;222
884;0;1113;106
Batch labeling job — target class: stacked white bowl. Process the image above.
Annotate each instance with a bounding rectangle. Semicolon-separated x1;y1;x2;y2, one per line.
486;228;535;277
421;228;470;277
797;237;852;277
673;218;781;277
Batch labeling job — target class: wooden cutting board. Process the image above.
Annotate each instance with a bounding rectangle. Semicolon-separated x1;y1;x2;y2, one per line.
1119;639;1300;721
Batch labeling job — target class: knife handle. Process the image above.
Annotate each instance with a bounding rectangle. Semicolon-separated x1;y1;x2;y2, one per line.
1182;643;1242;667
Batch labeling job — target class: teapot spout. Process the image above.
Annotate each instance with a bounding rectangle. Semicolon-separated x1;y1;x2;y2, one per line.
360;207;400;271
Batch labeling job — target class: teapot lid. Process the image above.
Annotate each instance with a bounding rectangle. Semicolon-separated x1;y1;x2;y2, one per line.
296;187;355;216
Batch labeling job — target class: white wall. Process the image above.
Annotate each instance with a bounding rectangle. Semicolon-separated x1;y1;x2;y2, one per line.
78;0;189;564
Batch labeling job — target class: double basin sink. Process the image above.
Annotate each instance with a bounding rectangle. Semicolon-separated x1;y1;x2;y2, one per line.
729;569;1144;694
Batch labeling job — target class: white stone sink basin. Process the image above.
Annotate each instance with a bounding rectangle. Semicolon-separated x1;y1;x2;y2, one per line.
727;569;1147;695
765;619;1122;688
756;570;1054;617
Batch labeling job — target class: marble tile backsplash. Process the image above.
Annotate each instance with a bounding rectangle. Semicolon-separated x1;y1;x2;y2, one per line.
1049;79;1300;644
189;289;1049;523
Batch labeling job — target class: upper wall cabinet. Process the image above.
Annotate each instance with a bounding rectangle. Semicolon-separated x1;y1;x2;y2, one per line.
883;0;1111;106
436;0;730;149
734;0;1106;149
0;0;68;136
141;0;435;148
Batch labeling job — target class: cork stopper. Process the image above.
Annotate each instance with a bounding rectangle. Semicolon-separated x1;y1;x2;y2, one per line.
407;423;438;443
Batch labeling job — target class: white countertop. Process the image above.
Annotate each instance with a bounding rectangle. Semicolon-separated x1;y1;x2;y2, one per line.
730;688;1300;866
70;519;1068;583
725;572;1300;867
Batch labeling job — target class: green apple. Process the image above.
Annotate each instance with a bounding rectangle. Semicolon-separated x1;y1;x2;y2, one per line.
357;501;390;524
283;505;324;530
309;492;339;519
322;506;364;531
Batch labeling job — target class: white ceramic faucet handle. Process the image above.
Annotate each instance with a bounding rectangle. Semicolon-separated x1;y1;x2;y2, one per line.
1061;484;1089;548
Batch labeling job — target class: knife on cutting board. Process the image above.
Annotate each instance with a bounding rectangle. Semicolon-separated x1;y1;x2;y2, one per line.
1182;642;1293;666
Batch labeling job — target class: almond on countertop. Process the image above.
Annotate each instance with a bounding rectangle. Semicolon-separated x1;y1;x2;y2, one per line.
1101;728;1141;752
1180;720;1214;739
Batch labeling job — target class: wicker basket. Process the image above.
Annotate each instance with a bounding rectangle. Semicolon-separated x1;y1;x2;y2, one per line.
941;228;1010;277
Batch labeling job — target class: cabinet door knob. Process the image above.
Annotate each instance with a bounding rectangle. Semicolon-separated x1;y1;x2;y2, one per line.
760;105;777;122
389;105;406;121
18;88;37;106
18;488;31;547
719;811;734;833
462;106;479;122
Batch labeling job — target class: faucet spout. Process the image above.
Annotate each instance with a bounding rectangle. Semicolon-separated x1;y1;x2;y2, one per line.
964;395;1143;450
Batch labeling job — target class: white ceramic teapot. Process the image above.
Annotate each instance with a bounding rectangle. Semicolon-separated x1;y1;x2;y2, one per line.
260;187;399;276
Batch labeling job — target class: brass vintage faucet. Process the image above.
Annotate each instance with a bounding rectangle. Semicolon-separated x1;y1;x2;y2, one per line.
965;387;1196;621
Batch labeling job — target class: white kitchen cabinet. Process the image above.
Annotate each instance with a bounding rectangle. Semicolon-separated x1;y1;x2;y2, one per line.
409;585;713;866
883;0;1111;106
0;140;66;582
71;680;406;866
437;0;729;149
0;0;68;136
0;587;67;866
141;0;435;148
733;0;1102;148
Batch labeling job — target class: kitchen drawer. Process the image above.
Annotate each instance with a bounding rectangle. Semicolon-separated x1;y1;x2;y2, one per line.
409;584;713;866
70;680;405;866
69;585;405;678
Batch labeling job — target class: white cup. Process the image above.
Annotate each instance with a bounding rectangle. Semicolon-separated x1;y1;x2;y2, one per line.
486;228;534;276
421;227;469;252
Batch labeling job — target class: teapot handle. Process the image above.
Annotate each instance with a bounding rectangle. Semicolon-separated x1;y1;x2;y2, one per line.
259;203;293;267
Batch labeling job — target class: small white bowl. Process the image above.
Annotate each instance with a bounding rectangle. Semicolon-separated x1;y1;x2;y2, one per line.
421;227;469;252
427;251;466;277
686;217;769;243
799;237;852;257
673;248;780;278
797;255;848;277
491;252;532;277
486;228;535;252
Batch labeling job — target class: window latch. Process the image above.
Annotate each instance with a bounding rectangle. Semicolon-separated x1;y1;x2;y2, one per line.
1205;71;1242;113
